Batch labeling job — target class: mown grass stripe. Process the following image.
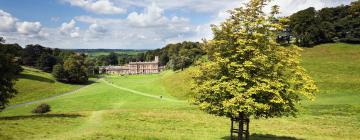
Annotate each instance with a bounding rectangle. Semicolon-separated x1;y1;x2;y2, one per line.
101;78;185;103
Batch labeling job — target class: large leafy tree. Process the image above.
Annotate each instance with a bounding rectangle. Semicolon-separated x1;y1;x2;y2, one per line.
63;54;88;84
289;7;320;47
0;42;19;111
36;54;58;72
53;54;89;84
191;0;317;139
52;64;67;82
22;44;46;66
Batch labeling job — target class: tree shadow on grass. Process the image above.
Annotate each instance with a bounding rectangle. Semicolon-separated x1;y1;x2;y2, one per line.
221;133;304;140
82;80;97;85
0;114;83;120
18;73;55;83
57;78;99;86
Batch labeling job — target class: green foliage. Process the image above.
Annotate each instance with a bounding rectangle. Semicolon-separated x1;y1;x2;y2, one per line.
289;1;360;46
108;52;118;65
52;64;66;82
17;45;94;75
85;58;99;77
36;54;57;72
167;55;191;71
22;44;50;66
289;7;321;47
153;41;204;71
52;54;89;84
94;41;204;71
0;47;18;111
63;55;89;84
32;103;51;114
0;43;23;74
192;0;318;118
21;44;86;73
96;53;137;66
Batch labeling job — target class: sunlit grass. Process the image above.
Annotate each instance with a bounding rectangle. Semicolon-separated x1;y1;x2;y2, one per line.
0;43;359;140
10;67;83;105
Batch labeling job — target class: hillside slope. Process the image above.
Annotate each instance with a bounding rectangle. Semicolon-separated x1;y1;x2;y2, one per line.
0;43;359;140
161;68;195;100
10;67;84;105
160;43;360;139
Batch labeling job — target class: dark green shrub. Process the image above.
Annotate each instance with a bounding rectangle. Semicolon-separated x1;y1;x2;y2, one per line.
32;103;51;114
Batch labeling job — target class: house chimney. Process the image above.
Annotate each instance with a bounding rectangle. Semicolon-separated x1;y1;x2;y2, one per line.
155;56;159;62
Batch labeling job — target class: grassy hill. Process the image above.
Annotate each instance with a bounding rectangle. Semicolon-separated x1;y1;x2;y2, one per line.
0;43;359;140
9;67;84;105
161;67;195;100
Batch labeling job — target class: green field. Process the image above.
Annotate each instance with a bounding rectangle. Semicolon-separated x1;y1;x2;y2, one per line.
81;50;146;57
9;67;85;105
0;43;359;140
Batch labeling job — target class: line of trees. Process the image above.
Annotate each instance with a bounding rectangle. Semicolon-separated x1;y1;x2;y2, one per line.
52;54;96;84
0;37;98;110
288;0;360;47
145;41;205;71
0;39;96;84
20;44;97;84
95;52;144;66
94;41;205;71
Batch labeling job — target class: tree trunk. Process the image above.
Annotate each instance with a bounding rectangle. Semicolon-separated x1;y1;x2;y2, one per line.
230;112;250;140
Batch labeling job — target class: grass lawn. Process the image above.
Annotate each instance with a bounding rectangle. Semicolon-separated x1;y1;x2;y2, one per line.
9;67;85;105
0;43;359;140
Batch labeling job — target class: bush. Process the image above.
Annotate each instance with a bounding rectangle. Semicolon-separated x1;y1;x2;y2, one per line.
340;37;360;44
32;103;51;114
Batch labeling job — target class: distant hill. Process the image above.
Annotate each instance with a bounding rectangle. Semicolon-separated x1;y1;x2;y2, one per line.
70;49;148;57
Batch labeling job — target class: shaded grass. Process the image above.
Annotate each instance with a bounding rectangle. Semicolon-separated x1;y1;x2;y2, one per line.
0;113;82;120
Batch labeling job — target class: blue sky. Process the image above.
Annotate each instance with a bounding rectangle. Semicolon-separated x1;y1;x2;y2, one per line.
0;0;356;49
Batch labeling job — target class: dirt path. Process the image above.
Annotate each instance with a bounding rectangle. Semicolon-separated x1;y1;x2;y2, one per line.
6;79;100;110
6;77;183;110
101;79;185;103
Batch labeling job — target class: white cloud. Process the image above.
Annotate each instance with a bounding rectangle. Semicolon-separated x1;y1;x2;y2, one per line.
84;23;108;40
16;21;43;37
0;10;17;32
113;0;243;13
88;23;107;34
126;3;168;27
64;0;126;14
60;19;80;38
75;15;123;25
0;10;46;37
